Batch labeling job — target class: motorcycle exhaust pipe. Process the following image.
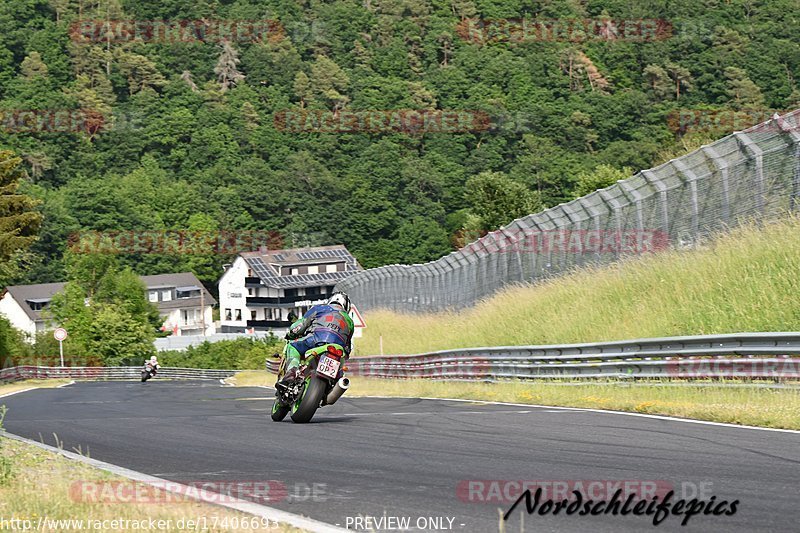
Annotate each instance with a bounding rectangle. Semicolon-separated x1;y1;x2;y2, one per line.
325;377;350;405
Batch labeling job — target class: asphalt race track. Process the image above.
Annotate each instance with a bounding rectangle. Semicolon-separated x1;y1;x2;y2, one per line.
2;380;799;532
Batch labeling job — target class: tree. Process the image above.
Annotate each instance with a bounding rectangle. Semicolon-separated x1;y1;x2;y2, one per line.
180;70;198;92
293;71;311;107
725;67;765;109
665;62;692;100
215;41;245;92
572;165;633;198
49;252;160;366
308;56;350;110
643;64;670;101
116;51;166;94
20;52;48;79
0;151;42;263
464;171;542;232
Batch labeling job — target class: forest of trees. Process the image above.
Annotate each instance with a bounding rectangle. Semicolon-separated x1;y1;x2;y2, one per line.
0;0;797;293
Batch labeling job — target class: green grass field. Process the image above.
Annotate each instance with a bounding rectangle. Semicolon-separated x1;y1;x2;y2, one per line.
0;435;305;532
355;216;800;356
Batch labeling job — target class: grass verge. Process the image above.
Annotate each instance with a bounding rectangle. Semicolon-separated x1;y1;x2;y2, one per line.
0;433;305;532
230;371;800;430
355;217;800;355
0;379;73;397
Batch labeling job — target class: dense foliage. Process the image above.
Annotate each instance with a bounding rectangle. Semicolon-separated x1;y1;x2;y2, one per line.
159;336;283;370
0;0;796;292
48;251;162;365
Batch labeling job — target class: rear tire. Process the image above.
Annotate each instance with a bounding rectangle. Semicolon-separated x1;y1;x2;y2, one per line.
271;400;290;421
141;372;149;382
290;378;327;423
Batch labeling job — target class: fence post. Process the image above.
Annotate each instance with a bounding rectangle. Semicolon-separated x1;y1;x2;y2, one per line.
578;196;604;263
734;132;765;214
641;169;669;237
701;145;731;223
598;188;623;260
671;159;701;239
562;201;585;267
774;114;800;211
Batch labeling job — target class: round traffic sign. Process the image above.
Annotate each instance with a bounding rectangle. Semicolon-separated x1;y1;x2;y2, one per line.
54;327;68;341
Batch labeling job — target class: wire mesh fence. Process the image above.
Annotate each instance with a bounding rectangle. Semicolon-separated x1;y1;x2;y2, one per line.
336;109;800;313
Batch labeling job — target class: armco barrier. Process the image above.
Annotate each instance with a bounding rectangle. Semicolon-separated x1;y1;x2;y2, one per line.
6;333;800;385
0;366;236;383
265;332;800;382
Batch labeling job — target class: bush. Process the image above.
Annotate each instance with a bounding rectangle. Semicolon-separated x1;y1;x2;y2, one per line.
158;337;283;370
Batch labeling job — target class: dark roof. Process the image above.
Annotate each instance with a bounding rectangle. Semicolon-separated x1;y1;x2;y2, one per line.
140;272;217;309
3;272;216;322
4;282;66;322
240;245;361;289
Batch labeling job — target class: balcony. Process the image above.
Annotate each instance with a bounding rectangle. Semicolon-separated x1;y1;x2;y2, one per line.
246;319;292;329
245;277;262;287
246;292;332;306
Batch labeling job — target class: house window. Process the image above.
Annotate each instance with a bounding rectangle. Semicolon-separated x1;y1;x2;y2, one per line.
308;265;319;274
182;309;200;325
248;288;253;296
148;291;158;302
161;290;172;301
235;309;242;321
291;267;299;275
225;308;232;321
176;288;200;299
250;310;257;320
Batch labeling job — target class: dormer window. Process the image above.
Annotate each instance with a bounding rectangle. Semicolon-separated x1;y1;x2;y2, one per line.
176;286;202;299
26;298;50;311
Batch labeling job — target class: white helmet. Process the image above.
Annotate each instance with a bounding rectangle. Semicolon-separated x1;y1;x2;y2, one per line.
327;291;351;312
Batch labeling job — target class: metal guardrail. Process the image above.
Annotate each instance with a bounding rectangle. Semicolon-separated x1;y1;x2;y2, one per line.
0;366;237;383
6;333;799;385
265;333;800;382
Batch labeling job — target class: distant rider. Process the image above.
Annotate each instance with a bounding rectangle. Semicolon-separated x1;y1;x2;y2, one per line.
278;292;354;386
145;355;160;372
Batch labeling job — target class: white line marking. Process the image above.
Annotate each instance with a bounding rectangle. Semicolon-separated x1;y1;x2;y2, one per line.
57;380;75;388
0;431;348;533
342;409;540;417
0;388;35;399
347;395;800;434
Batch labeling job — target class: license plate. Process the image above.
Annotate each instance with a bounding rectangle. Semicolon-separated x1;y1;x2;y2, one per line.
317;355;341;379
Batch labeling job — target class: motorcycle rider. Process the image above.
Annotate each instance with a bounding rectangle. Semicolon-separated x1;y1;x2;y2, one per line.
145;355;160;372
278;292;354;387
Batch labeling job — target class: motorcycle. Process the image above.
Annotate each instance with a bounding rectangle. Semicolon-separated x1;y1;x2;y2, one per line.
141;362;159;382
271;342;350;423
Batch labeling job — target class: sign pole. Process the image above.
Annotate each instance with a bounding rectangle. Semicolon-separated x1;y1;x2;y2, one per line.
53;328;68;367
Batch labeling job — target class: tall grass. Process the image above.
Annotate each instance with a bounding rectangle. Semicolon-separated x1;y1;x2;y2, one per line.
0;437;305;532
356;217;800;355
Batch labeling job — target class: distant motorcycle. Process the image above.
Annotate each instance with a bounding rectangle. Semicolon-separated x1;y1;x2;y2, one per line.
271;342;350;423
141;362;159;382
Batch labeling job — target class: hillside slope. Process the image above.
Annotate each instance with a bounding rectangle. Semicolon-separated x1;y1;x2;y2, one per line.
356;216;800;355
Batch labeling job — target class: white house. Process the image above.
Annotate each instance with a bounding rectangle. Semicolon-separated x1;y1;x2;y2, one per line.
0;272;216;341
218;245;361;336
0;282;66;338
140;273;216;337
